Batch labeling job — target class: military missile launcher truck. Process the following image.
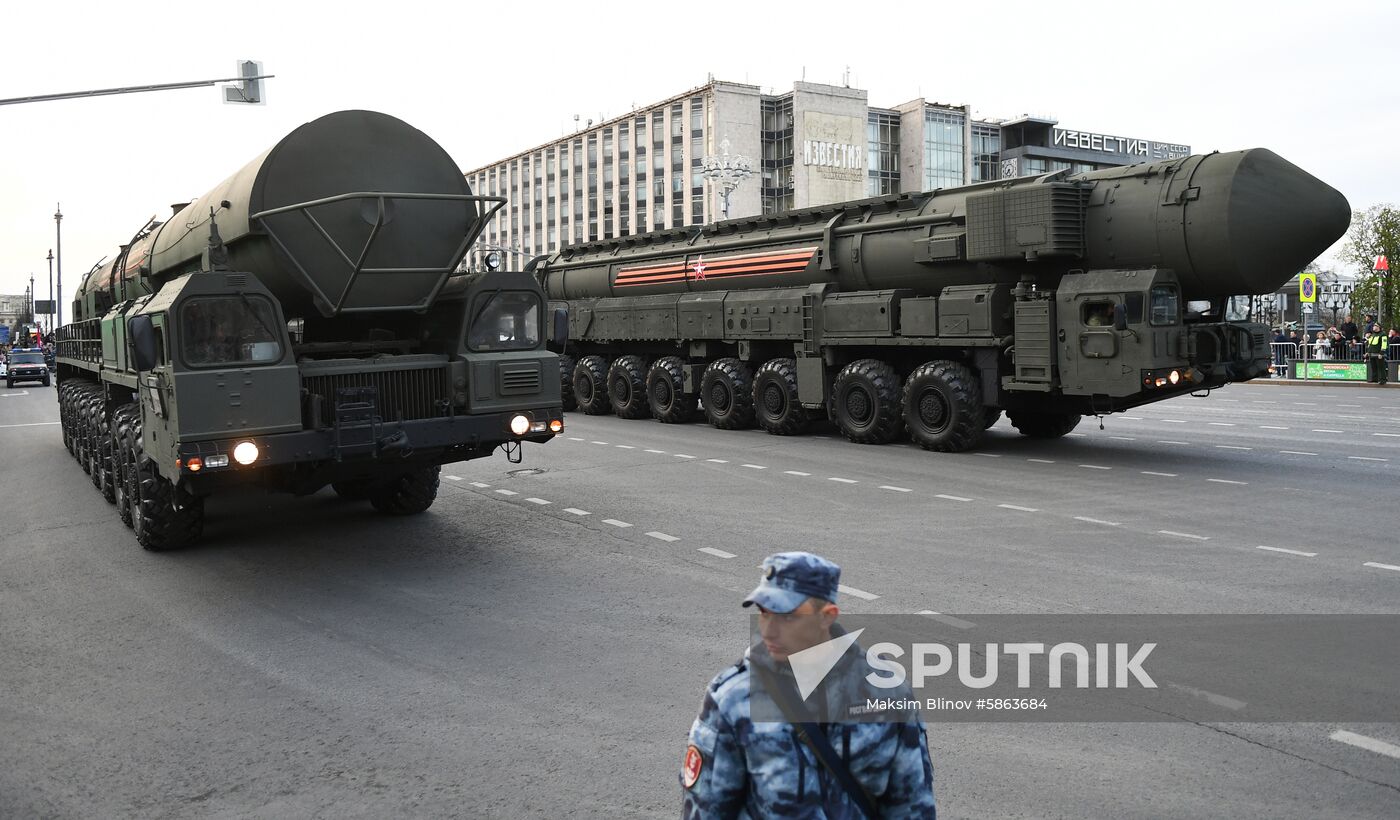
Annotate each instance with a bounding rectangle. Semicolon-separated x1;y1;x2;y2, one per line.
55;111;564;550
537;149;1349;451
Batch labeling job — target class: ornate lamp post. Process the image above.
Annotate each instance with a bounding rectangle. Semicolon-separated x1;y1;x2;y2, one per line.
701;139;754;220
1320;283;1351;328
54;204;63;328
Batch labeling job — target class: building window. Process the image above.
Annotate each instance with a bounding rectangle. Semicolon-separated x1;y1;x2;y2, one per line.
923;107;965;190
972;123;1000;183
867;111;901;197
761;94;795;214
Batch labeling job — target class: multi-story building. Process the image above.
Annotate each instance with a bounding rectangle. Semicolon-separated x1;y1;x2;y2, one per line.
462;79;1190;267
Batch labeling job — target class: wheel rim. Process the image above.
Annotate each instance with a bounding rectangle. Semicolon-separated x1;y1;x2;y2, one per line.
652;378;674;409
762;382;786;415
576;375;593;403
916;387;951;433
610;376;629;405
709;381;732;413
844;386;873;425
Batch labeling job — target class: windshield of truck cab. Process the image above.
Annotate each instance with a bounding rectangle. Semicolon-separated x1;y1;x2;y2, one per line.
1149;285;1180;326
467;291;541;351
181;296;284;367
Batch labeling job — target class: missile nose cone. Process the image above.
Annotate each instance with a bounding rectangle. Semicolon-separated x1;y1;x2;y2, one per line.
1220;149;1351;295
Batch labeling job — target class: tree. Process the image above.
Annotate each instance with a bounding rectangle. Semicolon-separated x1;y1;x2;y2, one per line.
1339;205;1400;330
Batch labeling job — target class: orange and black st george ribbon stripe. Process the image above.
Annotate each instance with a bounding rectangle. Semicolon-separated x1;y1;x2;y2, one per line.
613;247;818;289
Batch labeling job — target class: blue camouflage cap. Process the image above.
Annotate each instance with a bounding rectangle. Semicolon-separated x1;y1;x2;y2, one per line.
742;552;841;613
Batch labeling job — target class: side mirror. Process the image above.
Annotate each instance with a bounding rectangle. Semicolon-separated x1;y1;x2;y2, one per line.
548;307;569;353
1112;303;1129;332
130;315;158;372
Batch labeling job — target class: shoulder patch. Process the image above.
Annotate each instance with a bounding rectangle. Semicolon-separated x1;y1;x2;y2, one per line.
682;744;703;788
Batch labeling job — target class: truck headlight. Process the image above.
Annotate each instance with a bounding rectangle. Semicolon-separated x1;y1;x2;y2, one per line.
233;441;260;465
509;414;531;436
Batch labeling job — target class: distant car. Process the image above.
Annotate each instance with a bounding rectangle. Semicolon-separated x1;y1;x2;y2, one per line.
6;350;50;387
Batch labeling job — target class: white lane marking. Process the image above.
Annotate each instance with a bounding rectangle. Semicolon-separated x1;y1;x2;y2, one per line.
1215;445;1252;450
1260;426;1289;430
1109;436;1137;441
706;459;729;463
1159;530;1210;541
998;504;1039;513
495;489;519;496
741;464;767;470
698;547;735;558
937;494;972;502
1120;416;1144;420
1337;415;1367;421
1363;562;1400;573
1256;546;1316;557
1075;516;1121;527
0;391;32;397
1312;429;1344;434
1279;450;1319;456
675;454;696;459
974;452;1002;457
1253;400;1277;404
470;482;491;488
646;531;679;542
1374;433;1400;438
1066;433;1087;438
785;470;811;476
615;444;635;449
1221;399;1240;402
829;477;858;484
445;475;462;481
1027;458;1055;464
602;519;632;528
1208;422;1236;427
1330;730;1400;760
918;611;976;629
1207;478;1248;485
1161;419;1188;423
0;421;59;428
839;584;880;601
1293;402;1316;406
567;437;585;441
563;508;591;516
1165;681;1247;711
1349;456;1389;462
1141;471;1178;477
1078;464;1111;470
591;440;609;445
1156;440;1190;446
645;449;666;454
526;498;551;505
879;485;912;493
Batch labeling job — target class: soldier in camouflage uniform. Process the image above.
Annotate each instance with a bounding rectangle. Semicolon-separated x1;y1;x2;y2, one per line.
681;552;937;818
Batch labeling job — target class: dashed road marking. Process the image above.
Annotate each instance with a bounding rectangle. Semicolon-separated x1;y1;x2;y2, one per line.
1349;456;1389;462
839;584;880;601
567;437;585;441
1075;516;1121;527
1157;440;1190;446
974;452;1002;457
602;519;632;528
785;470;811;476
706;459;729;463
698;547;735;558
591;440;609;445
563;508;590;516
1330;730;1400;760
1164;681;1247;711
1337;415;1367;420
1338;404;1362;408
1208;422;1236;427
1027;458;1055;464
1215;445;1252;450
645;449;666;454
937;494;972;502
829;477;858;484
1294;402;1316;406
1161;419;1188;424
1279;450;1318;456
646;531;679;542
675;454;696;459
1120;416;1144;420
495;489;518;496
1142;471;1178;477
1159;530;1209;541
615;444;635;449
1363;561;1400;573
1066;433;1087;438
1312;429;1344;434
918;611;975;629
470;482;491;488
445;475;462;481
1256;546;1316;557
1109;436;1137;441
1078;464;1111;470
1207;478;1248;485
526;498;551;505
741;464;767;470
998;504;1039;513
1260;426;1289;430
1374;433;1400;438
0;421;59;428
1253;401;1277;404
879;485;912;493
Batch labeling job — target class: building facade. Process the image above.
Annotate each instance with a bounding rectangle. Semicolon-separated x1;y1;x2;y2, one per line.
462;79;1190;268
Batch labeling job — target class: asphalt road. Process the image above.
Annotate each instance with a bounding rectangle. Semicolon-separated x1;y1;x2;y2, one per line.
2;379;1398;818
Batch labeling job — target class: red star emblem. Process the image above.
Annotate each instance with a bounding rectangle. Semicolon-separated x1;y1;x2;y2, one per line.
690;256;707;280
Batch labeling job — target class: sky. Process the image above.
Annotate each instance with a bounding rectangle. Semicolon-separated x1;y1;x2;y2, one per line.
2;0;1395;321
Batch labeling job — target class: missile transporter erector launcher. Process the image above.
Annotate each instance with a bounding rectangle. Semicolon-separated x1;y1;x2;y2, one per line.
537;148;1349;451
56;111;564;550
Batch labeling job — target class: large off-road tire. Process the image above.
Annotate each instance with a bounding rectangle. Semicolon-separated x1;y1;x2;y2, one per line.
573;355;611;415
77;391;97;475
903;360;985;453
113;405;138;527
558;355;577;412
753;358;808;436
332;480;374;501
369;466;441;515
831;359;903;444
700;358;755;430
984;408;1003;430
1008;410;1082;439
96;403;116;504
60;384;74;454
607;355;651;419
87;398;107;490
646;356;695;424
130;417;203;551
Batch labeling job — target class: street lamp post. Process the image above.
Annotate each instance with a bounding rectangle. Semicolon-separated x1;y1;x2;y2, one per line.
701;139;754;221
46;249;53;333
55;204;63;328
